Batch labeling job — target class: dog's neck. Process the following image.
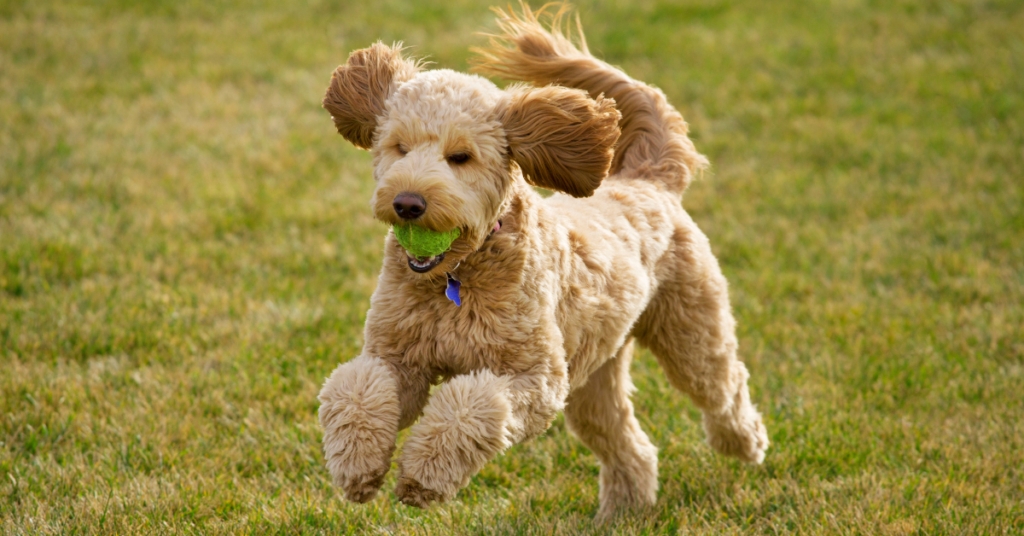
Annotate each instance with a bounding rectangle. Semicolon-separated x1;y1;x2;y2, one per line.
454;177;531;268
434;177;535;281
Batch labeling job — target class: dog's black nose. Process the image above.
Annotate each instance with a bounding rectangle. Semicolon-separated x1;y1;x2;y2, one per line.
393;193;426;220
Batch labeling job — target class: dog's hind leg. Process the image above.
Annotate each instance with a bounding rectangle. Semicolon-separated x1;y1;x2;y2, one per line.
564;338;659;521
633;215;769;464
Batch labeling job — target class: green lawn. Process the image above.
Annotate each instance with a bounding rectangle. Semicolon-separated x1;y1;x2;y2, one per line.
2;0;1022;534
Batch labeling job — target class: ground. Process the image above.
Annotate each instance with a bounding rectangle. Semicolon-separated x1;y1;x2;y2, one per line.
1;0;1022;534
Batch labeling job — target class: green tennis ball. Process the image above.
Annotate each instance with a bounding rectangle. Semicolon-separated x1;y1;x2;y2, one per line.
393;225;461;258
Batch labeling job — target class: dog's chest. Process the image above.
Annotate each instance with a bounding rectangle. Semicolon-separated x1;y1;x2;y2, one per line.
364;272;542;375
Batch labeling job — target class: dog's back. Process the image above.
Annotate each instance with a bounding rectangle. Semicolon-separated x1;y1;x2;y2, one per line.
475;5;770;516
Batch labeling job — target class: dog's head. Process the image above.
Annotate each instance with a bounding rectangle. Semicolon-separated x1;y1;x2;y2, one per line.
323;42;620;275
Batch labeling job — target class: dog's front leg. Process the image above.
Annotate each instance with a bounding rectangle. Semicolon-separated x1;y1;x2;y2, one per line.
394;363;567;507
318;355;431;503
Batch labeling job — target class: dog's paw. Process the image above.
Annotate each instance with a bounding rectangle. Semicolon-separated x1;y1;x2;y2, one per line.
323;433;395;503
336;466;389;503
394;475;444;508
746;416;770;463
704;408;769;464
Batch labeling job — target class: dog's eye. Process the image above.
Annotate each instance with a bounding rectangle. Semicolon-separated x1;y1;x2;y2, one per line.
446;152;470;165
395;144;409;155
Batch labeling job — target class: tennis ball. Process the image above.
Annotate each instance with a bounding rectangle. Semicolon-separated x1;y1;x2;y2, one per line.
393;225;461;258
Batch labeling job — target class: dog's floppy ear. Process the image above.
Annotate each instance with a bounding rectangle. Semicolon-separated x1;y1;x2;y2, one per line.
323;42;420;150
496;86;620;198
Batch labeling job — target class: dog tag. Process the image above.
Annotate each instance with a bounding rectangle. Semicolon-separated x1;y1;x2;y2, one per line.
445;273;461;306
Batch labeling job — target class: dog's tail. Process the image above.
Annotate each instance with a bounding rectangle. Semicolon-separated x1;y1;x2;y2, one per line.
472;3;708;194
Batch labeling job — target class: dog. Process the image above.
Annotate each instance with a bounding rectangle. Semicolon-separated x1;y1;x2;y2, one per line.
317;4;769;520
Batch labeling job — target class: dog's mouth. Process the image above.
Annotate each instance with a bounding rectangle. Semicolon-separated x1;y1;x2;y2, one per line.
405;251;445;273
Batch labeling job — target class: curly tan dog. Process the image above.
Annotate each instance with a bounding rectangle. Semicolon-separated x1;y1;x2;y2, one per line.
317;4;768;520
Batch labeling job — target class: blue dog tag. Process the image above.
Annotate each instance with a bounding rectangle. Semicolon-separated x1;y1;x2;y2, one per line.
445;273;461;306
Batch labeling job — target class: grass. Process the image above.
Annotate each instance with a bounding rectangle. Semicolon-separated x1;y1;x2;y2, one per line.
1;0;1022;533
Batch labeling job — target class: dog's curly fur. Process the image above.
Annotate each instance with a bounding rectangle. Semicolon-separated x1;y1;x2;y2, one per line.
317;3;769;520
